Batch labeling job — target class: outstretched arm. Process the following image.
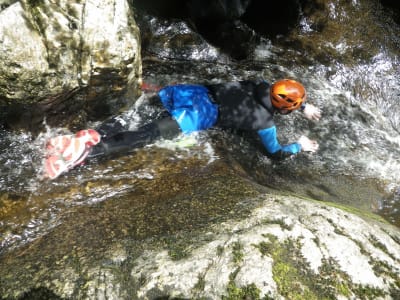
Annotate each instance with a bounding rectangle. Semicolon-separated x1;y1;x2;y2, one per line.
257;126;301;159
257;126;318;159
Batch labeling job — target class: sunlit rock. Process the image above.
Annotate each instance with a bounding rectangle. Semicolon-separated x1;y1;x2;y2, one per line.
1;193;399;299
0;0;141;131
129;196;400;299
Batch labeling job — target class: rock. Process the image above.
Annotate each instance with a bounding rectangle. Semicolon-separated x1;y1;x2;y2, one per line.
0;0;17;11
138;15;224;62
135;0;303;60
1;192;399;299
0;0;141;132
130;195;400;299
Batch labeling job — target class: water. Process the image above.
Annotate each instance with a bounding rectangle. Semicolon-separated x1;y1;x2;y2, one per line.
2;55;399;254
0;94;223;253
1;0;400;255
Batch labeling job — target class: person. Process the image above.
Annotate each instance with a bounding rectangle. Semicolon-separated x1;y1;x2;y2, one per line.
43;78;321;179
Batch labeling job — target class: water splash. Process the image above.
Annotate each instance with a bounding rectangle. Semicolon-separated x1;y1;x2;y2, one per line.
0;129;43;194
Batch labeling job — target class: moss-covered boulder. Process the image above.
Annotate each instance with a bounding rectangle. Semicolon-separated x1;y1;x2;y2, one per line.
0;0;141;132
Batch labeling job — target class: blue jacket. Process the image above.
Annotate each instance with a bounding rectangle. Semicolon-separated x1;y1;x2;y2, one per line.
158;80;301;158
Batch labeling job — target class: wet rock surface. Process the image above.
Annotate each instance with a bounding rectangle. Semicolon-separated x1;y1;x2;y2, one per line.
0;0;400;299
135;0;301;60
0;154;399;299
1;146;399;299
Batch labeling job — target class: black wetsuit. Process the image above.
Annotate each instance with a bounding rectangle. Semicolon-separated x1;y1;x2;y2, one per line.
90;80;300;158
207;80;275;130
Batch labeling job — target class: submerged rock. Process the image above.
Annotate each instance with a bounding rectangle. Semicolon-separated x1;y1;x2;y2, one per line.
0;0;141;132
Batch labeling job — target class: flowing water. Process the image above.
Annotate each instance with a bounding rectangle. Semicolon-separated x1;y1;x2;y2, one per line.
1;0;400;257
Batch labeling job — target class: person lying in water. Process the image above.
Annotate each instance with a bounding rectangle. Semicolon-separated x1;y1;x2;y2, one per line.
44;78;321;179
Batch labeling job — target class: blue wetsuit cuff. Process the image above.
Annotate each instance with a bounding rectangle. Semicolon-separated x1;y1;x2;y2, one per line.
257;126;281;154
281;142;301;154
258;127;302;155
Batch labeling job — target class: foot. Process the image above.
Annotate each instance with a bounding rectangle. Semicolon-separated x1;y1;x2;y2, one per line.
43;129;101;179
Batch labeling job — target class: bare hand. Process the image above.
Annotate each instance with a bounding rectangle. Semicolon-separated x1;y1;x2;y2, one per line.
298;135;319;153
303;104;321;121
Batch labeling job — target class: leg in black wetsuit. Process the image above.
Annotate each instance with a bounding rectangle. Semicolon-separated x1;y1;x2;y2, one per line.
89;117;181;158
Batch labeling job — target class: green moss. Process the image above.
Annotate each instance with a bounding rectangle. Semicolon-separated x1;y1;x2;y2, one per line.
27;0;44;8
319;221;399;291
254;234;392;299
231;241;244;265
66;3;79;19
256;236;344;299
368;234;396;260
317;259;353;298
298;193;388;224
223;281;263;300
325;218;347;236
336;282;351;297
353;285;386;299
387;232;400;245
216;245;224;257
222;263;285;299
369;257;400;291
193;274;206;292
164;237;191;261
273;261;319;300
255;236;318;299
261;217;294;231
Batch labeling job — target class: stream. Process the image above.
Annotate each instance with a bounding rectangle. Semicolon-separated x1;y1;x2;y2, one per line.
1;0;400;258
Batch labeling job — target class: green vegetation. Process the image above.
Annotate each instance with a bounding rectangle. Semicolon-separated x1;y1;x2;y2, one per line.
223;282;264;300
231;241;244;264
288;192;388;224
261;217;294;231
253;233;388;299
255;235;320;300
26;0;44;8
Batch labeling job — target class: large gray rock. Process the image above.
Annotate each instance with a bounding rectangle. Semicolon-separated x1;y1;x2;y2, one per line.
1;193;399;299
131;195;400;299
0;0;141;131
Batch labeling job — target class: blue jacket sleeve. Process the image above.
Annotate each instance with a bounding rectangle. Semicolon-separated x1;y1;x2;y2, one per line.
257;126;301;158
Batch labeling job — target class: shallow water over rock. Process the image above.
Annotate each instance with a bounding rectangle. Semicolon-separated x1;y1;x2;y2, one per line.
1;0;400;298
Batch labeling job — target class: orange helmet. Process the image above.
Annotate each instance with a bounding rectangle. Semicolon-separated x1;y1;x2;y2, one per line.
270;79;306;111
